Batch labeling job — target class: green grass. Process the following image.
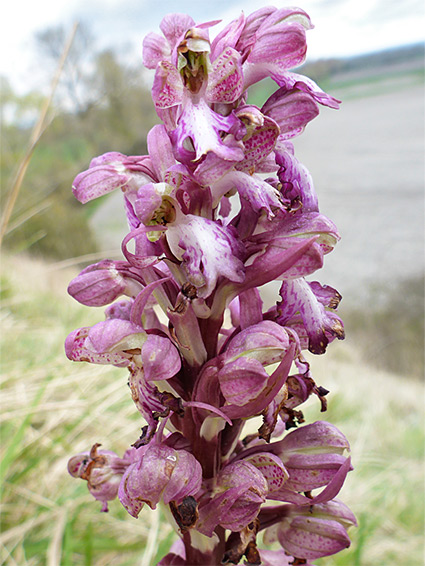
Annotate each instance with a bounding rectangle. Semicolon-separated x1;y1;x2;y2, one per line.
1;254;423;565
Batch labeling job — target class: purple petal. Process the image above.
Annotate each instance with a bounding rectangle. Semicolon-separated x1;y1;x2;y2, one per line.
141;334;181;381
276;149;318;212
279;421;350;455
86;319;146;353
243;236;323;291
210;12;245;60
309;281;342;309
192;148;240;186
238;288;263;329
162;448;202;504
273;71;341;109
269;457;352;507
72;152;155;204
157;538;186;566
118;444;201;515
277;516;351;560
223;320;290;366
223;344;295;419
270;421;351;492
152;61;184;109
262;88;319;139
105;300;133;321
243;452;289;492
166;215;245;298
170;96;244;163
278;279;344;354
235;7;277;56
214;171;284;219
300;499;357;529
277;212;340;254
248;21;307;67
256;7;312;31
198;461;267;535
217;460;268;527
147;124;177;180
197;484;249;536
72;162;128;203
67;261;129;307
206;47;244;103
65;327;131;367
143;32;170;69
133;183;164;225
218;357;269;406
121;224;164;269
130;277;170;326
127;368;169;437
235;110;279;172
159;13;195;50
258;549;297;566
284;455;349;492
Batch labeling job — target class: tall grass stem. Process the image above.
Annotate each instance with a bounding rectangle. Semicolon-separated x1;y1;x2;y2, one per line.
0;22;79;245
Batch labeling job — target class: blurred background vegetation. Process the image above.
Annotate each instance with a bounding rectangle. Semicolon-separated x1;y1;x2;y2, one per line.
1;22;424;566
1;24;158;259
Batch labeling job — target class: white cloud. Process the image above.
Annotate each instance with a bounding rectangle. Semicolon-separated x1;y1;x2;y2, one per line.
2;0;424;94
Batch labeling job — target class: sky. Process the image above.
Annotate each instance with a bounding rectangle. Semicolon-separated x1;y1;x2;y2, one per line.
2;0;424;94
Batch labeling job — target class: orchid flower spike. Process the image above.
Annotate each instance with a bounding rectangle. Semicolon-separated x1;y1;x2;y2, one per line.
65;6;354;565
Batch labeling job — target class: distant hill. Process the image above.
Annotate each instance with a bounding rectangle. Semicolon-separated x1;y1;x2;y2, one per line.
300;43;425;83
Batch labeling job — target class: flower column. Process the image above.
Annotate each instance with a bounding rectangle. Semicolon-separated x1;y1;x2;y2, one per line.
66;8;356;566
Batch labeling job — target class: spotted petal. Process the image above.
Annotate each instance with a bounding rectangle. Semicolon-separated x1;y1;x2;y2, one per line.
206;47;244;103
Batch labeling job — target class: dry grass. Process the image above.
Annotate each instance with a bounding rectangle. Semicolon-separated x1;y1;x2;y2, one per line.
1;254;424;565
0;254;173;565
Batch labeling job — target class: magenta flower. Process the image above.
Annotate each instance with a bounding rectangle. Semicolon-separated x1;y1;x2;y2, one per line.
65;7;355;565
118;442;202;517
274;500;357;560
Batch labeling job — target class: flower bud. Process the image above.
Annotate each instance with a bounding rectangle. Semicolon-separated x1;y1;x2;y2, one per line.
68;260;142;307
104;300;133;321
218;357;270;406
197;460;267;536
118;444;202;518
217;461;267;531
223;320;290;366
276;500;355;560
294;499;357;530
276;421;350;492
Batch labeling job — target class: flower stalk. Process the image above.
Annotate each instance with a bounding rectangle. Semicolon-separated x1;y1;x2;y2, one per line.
66;7;355;564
